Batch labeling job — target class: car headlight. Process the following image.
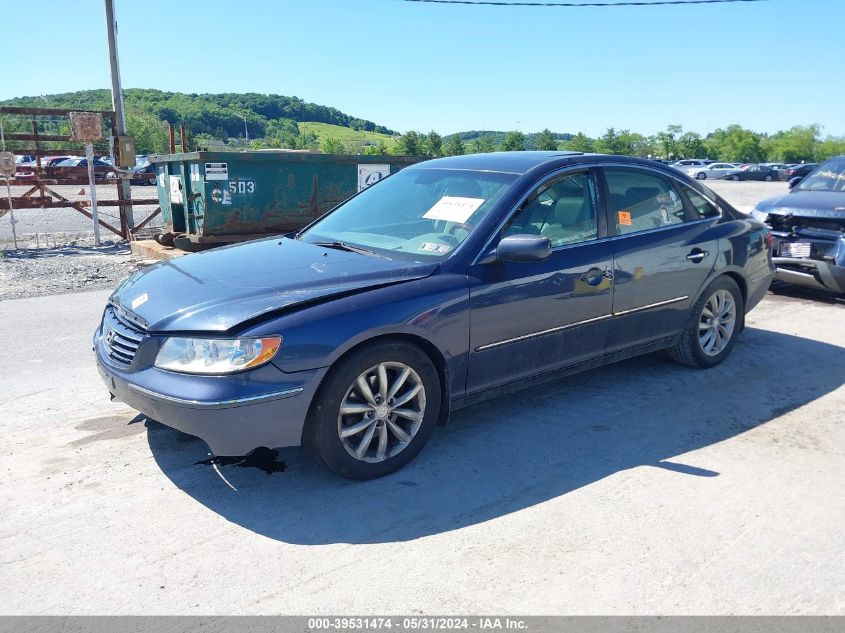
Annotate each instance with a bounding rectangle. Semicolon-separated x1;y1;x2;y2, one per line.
154;336;282;374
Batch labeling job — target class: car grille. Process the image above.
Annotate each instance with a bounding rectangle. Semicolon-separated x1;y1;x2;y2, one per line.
101;305;146;366
768;214;845;236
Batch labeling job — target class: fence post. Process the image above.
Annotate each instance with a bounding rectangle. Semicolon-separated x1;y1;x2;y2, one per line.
85;143;101;246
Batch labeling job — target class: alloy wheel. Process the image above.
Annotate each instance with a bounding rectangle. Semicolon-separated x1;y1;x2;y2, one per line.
337;362;427;463
698;289;737;357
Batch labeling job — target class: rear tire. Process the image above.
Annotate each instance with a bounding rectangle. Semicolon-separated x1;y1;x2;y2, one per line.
669;277;744;369
765;175;773;182
304;340;441;480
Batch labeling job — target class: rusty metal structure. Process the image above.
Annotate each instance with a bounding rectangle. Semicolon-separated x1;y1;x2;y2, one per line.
0;106;159;239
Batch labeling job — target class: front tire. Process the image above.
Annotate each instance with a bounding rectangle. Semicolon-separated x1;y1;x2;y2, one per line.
669;277;744;369
765;175;773;182
696;172;707;180
304;340;441;479
731;175;740;181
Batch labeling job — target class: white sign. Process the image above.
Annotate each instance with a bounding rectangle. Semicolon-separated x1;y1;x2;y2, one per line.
190;164;201;182
205;162;228;180
169;176;183;204
357;164;390;192
423;196;485;224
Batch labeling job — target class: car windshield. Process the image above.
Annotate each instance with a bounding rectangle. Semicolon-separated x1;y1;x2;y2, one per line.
299;168;517;259
797;158;845;192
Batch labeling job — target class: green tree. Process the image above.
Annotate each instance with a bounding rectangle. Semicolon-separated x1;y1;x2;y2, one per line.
707;125;765;162
469;133;497;153
817;136;845;161
501;131;526;151
321;137;346;154
563;132;595;153
364;140;390;155
396;131;424;155
534;128;559;151
620;131;654;157
655;124;683;159
125;110;169;154
296;131;319;150
424;130;443;156
763;125;820;163
192;132;214;150
443;135;466;156
678;132;707;159
595;128;624;154
475;134;496;154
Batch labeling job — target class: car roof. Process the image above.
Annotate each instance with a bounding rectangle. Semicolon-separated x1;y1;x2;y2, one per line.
412;151;708;179
409;151;585;174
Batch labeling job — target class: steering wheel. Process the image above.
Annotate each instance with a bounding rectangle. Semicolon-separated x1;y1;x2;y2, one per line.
446;221;474;235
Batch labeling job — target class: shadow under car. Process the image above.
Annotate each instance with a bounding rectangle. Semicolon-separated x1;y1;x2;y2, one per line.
139;326;845;545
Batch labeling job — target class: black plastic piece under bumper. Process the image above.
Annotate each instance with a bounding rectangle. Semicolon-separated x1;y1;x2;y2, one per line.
773;257;845;295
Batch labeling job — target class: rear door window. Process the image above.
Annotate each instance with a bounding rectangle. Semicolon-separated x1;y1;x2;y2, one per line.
603;168;685;235
680;185;721;219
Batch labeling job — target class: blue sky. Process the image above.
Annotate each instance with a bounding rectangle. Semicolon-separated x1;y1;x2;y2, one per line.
3;0;843;137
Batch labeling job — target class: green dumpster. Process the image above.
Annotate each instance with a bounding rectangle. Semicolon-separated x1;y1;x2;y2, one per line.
149;151;424;246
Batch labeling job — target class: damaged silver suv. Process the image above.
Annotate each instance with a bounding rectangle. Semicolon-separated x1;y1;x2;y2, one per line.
751;156;845;295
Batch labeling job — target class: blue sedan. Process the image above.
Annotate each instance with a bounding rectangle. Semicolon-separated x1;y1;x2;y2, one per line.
94;152;774;479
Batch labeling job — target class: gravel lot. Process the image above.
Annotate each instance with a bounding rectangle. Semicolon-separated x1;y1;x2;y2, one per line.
704;179;787;213
0;184;159;299
0;236;139;301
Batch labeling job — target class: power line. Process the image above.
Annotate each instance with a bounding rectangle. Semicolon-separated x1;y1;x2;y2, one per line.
401;0;769;7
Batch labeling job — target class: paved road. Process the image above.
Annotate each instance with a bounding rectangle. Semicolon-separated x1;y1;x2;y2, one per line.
1;286;843;614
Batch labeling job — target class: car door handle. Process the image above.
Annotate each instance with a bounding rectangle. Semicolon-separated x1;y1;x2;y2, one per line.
686;249;709;263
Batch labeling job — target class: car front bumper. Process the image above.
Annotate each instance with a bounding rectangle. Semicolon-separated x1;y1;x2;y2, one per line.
772;257;845;294
770;232;845;295
93;330;328;455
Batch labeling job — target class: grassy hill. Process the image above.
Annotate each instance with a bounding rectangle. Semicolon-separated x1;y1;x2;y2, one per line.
298;122;397;150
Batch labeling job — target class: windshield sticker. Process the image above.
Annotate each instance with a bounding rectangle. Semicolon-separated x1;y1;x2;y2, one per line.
419;242;451;254
813;169;845;182
617;210;632;226
423;196;485;223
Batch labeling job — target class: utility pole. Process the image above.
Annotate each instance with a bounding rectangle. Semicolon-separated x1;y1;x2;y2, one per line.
237;114;249;149
104;0;134;231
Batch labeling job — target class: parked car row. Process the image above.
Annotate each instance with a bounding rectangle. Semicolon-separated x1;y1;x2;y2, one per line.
13;156;114;181
9;154;159;182
668;159;820;182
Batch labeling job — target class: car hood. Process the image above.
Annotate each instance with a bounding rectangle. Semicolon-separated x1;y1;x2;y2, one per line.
755;191;845;219
109;238;438;333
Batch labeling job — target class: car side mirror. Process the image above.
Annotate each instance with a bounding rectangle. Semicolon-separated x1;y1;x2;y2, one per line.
788;176;803;190
496;234;552;263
